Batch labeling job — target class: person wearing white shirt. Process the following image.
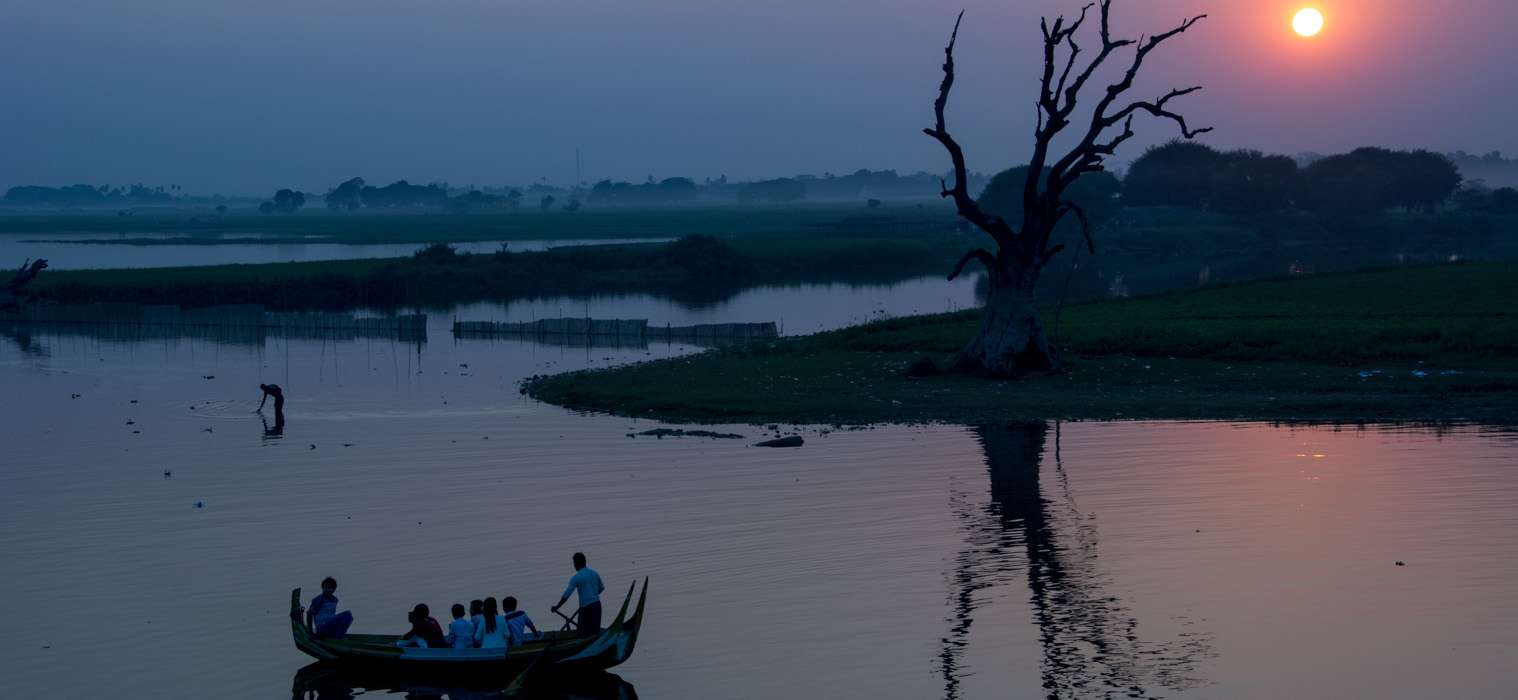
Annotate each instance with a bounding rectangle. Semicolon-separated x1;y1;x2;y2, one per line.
473;597;510;649
552;552;605;637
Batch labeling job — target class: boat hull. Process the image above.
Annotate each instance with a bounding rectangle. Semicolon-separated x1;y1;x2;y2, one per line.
289;579;647;682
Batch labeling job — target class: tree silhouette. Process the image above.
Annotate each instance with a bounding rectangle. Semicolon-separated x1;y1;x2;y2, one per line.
925;2;1209;374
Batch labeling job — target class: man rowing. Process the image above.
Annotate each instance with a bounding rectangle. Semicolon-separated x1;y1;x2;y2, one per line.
552;552;605;637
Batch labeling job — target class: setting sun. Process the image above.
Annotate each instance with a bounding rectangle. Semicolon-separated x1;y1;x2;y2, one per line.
1293;7;1325;37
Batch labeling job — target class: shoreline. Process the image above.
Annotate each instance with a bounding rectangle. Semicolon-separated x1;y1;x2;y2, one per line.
524;262;1518;426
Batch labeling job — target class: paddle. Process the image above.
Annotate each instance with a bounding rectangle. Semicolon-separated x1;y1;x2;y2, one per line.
553;606;580;634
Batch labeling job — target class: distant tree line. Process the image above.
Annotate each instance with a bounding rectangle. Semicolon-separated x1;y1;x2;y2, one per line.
3;184;179;207
589;177;698;205
1119;142;1468;215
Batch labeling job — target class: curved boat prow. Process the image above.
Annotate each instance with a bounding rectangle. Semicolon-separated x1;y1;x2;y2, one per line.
552;578;649;673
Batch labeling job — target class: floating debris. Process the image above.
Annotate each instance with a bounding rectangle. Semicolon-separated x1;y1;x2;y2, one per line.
636;428;744;440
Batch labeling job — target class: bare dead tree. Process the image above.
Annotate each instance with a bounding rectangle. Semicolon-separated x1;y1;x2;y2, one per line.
925;2;1209;375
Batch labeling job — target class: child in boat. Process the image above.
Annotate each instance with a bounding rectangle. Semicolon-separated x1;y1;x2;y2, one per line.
502;596;541;645
473;597;510;649
445;603;474;649
396;604;447;648
306;577;353;639
469;599;484;646
553;552;605;637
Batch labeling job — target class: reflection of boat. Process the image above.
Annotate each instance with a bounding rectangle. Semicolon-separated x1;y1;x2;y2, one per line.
290;661;639;699
289;579;647;681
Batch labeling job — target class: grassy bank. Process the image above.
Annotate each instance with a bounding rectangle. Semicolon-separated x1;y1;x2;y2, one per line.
525;262;1518;425
0;204;953;245
28;232;967;310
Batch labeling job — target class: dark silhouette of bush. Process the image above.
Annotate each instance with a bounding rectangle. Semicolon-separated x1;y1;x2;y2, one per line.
978;166;1121;227
359;180;448;209
272;189;306;213
1209;150;1300;214
1123;141;1224;208
1301;148;1460;214
325;177;365;211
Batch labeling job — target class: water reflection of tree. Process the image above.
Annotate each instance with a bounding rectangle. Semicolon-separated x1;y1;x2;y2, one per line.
940;422;1213;699
2;327;47;357
290;662;637;700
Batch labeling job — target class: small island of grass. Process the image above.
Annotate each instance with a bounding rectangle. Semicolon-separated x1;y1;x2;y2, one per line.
525;262;1518;425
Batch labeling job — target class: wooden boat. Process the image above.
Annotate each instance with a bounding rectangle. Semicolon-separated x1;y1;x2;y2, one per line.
289;578;647;680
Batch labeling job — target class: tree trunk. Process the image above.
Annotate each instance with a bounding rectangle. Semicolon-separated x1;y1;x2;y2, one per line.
957;266;1056;376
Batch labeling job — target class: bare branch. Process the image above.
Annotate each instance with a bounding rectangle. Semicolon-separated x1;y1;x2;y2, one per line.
1048;9;1209;197
947;248;999;282
1056;201;1096;255
1105;86;1212;138
924;11;1018;249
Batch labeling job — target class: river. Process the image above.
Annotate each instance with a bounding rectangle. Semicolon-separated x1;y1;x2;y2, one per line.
2;278;1515;699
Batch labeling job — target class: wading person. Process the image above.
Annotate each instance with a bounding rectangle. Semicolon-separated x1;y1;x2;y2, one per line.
306;577;353;639
552;552;605;637
258;383;286;435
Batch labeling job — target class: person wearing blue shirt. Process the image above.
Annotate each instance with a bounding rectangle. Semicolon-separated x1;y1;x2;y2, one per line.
552;552;605;637
305;576;354;639
502;596;540;645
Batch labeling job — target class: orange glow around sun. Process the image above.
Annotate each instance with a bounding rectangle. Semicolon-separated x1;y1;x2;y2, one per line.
1293;8;1325;37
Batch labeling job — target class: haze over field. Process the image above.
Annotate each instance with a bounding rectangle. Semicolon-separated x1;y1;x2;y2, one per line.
3;0;1517;195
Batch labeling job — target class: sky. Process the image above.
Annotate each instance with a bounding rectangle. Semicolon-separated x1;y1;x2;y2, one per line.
2;0;1516;196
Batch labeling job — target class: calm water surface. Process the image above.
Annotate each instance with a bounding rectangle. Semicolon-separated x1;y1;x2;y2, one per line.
0;235;672;270
2;282;1516;699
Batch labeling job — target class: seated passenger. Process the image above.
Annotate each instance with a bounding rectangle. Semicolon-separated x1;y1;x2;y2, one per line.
306;577;354;639
502;596;541;645
396;604;447;648
445;603;474;649
473;597;510;649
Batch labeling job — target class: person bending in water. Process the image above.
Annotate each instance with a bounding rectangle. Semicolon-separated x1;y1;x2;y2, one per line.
258;383;286;435
306;577;353;639
257;383;285;413
552;552;605;637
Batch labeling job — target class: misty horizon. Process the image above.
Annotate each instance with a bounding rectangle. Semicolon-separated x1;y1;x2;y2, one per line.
4;0;1517;196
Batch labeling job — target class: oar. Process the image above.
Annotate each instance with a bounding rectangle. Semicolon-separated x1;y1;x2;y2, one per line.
553;606;580;633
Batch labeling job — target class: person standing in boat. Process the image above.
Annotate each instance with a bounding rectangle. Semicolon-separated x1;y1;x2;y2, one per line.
552;552;605;636
305;577;353;639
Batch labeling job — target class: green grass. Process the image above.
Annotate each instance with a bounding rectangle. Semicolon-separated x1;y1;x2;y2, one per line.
524;262;1518;425
0;203;954;245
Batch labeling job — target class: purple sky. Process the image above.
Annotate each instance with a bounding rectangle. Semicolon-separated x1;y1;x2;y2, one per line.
3;0;1515;195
